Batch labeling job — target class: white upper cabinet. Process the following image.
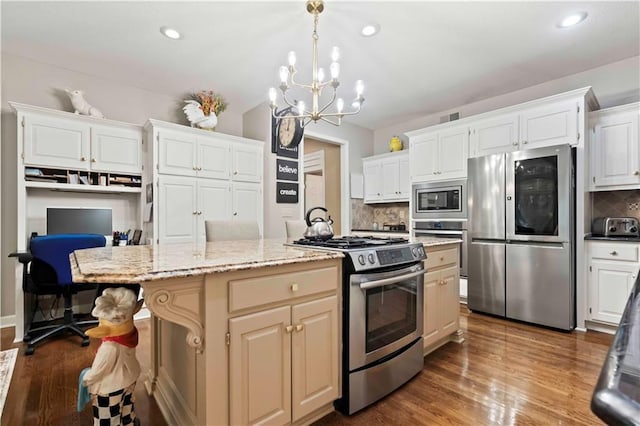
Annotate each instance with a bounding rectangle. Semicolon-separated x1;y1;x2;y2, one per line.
90;125;142;174
469;101;579;158
589;102;640;191
409;125;468;183
232;143;262;183
363;151;409;203
21;107;142;175
198;138;231;180
158;130;198;177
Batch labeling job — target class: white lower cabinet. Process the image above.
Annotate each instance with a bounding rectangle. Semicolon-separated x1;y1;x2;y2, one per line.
157;176;260;243
422;244;461;352
229;295;339;425
587;241;639;325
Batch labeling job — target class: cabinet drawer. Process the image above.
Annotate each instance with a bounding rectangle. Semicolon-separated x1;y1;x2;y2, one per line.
591;243;639;262
425;247;458;270
229;266;338;311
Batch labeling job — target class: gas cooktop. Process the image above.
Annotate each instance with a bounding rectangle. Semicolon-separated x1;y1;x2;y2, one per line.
291;235;409;250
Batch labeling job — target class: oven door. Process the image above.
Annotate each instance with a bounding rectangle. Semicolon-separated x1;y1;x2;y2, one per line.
349;263;424;371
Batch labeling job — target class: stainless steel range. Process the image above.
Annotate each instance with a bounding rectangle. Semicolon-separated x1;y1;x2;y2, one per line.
291;236;426;415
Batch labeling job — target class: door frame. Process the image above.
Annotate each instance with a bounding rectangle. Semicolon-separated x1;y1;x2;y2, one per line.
300;131;350;237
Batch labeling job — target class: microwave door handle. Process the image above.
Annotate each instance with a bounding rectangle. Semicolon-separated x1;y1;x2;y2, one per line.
359;269;425;290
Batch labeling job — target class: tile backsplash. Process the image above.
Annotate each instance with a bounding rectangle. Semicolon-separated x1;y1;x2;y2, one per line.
351;199;409;229
592;189;640;220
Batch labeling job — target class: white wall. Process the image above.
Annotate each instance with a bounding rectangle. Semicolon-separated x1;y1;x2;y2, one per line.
1;53;244;320
243;102;374;239
374;55;640;153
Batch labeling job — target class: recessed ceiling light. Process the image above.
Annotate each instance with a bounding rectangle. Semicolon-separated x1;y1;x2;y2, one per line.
160;26;181;40
361;24;380;37
558;12;588;28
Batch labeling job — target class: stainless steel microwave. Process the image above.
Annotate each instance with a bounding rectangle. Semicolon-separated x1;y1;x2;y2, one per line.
413;179;467;219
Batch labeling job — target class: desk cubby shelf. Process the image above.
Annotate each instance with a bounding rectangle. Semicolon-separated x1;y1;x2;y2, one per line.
25;166;142;193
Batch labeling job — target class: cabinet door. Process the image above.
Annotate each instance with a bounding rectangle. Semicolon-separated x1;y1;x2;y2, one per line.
520;100;578;149
397;154;411;200
381;157;401;200
229;306;292;426
470;114;519;157
438;265;460;336
363;160;383;203
593;112;640;188
232;182;262;228
291;295;339;422
438;126;469;180
423;270;441;349
157;176;197;244
90;125;142;174
197;180;232;243
23;113;90;170
410;133;439;182
233;144;262;183
197;138;230;180
158;130;197;177
590;261;637;324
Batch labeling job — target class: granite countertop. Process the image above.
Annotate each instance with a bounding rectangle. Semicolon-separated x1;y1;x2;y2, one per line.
71;239;343;284
414;236;463;247
351;228;409;234
585;234;640;242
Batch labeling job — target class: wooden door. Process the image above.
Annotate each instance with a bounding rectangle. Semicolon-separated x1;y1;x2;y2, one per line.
90;125;142;174
422;270;441;349
229;306;292;425
438;265;460;336
590;261;637;324
291;296;339;422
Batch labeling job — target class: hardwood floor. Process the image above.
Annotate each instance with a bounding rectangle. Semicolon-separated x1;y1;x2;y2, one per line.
2;307;613;425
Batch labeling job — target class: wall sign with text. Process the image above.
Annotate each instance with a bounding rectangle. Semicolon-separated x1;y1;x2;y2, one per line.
276;182;299;204
276;158;298;182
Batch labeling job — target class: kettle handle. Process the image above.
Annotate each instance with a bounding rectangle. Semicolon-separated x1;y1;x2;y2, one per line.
305;206;328;226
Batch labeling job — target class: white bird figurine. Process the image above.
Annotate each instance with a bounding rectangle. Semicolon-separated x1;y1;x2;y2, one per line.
183;100;218;130
64;89;104;118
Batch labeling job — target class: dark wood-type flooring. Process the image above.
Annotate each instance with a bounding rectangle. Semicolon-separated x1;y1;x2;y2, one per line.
2;306;613;425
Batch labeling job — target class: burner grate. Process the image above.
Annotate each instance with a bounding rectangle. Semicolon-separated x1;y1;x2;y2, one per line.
293;235;408;249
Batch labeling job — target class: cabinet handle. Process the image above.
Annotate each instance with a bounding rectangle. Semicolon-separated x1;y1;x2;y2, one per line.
523;140;528;144
610;251;618;256
197;166;202;171
295;324;304;332
233;171;238;175
290;283;299;292
192;211;197;215
80;156;86;161
91;158;96;163
513;141;518;146
634;171;640;176
197;211;202;215
285;325;294;334
440;256;444;262
233;212;238;216
192;166;197;171
433;172;437;175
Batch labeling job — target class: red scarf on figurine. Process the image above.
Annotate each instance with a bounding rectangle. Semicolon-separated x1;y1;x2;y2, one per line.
102;328;138;348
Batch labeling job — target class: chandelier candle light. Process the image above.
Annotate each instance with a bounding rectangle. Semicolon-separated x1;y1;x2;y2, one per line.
269;0;365;127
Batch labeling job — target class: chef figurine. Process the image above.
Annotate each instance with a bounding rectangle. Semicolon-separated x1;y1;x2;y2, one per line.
80;287;143;426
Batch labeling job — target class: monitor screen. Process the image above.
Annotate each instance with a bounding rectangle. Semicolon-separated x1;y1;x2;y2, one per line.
46;208;113;236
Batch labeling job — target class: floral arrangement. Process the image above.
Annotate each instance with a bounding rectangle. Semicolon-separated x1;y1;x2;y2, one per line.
188;90;228;116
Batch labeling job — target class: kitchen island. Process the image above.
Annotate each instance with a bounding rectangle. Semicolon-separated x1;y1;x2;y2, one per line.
71;239;344;426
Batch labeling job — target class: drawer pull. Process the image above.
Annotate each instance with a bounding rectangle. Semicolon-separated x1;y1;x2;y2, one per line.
290;283;299;292
193;166;198;170
295;324;304;332
610;251;618;256
285;325;293;334
634;171;640;176
80;156;86;161
440;257;444;262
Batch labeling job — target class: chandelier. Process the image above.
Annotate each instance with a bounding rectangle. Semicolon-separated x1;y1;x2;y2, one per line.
269;0;365;128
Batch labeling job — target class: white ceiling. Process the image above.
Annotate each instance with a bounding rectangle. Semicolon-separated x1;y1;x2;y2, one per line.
2;1;639;130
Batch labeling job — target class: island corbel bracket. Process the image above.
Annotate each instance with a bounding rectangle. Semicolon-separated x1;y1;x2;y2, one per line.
142;278;204;353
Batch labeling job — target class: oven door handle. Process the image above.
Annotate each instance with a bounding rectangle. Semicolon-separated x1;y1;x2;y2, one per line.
414;230;463;235
358;269;424;290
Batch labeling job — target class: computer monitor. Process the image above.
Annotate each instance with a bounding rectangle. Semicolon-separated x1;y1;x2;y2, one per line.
46;207;113;236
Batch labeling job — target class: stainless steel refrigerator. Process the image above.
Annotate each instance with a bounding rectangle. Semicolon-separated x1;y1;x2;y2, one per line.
467;144;575;330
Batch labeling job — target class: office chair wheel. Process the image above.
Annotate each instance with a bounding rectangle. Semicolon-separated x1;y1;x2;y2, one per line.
25;344;35;356
81;337;90;347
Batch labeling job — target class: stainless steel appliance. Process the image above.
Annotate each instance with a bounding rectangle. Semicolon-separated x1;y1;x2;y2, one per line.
290;236;426;415
467;144;575;330
413;221;467;277
592;217;639;238
413;179;467;220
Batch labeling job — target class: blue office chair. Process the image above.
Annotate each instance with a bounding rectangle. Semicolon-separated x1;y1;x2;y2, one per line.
9;234;106;355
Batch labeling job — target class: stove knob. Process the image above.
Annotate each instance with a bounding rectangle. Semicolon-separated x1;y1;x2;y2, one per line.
609;226;617;233
418;246;425;256
412;247;418;257
368;253;376;264
358;254;366;266
630;226;638;233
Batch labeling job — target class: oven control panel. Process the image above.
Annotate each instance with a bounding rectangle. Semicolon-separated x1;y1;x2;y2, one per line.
348;243;426;272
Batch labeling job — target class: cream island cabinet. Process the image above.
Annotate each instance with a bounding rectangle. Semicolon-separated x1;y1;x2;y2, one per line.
71;240;343;426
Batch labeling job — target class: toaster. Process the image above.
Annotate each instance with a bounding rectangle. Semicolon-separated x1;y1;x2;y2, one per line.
592;217;639;237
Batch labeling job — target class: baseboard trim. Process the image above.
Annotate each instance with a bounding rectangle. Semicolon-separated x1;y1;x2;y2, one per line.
1;315;16;329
